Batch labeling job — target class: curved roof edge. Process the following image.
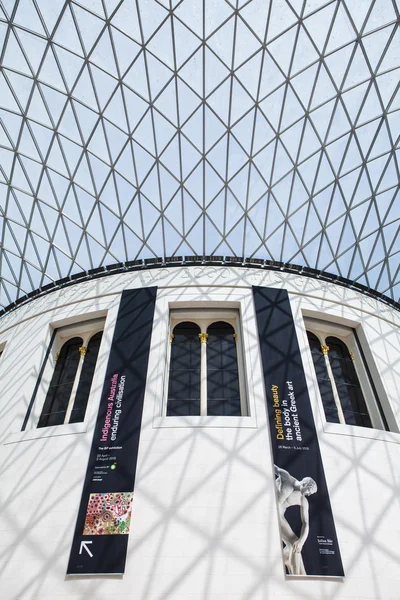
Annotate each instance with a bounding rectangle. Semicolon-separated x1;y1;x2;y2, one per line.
1;256;399;319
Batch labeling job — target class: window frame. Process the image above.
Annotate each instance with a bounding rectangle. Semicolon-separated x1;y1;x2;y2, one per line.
35;318;105;429
166;308;247;417
151;292;258;429
304;315;389;432
37;322;104;428
3;311;109;445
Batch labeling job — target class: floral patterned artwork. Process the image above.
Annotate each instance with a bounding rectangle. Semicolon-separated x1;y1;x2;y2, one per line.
83;492;133;535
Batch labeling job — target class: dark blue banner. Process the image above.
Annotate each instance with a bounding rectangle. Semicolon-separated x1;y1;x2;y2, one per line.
253;286;344;577
67;287;157;575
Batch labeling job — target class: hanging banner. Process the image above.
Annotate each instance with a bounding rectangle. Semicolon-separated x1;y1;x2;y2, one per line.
253;286;344;577
67;287;157;575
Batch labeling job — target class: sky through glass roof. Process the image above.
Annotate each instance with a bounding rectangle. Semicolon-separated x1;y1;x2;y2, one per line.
0;0;399;308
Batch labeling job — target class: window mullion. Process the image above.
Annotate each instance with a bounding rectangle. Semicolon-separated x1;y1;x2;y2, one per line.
199;332;208;416
322;341;346;425
63;343;88;424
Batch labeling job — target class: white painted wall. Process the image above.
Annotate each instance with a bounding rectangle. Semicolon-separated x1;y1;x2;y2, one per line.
0;266;399;600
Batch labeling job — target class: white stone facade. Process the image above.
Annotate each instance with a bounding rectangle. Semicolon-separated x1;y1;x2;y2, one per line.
0;266;399;600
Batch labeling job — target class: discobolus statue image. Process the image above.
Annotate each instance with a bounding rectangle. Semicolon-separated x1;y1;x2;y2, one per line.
274;464;318;575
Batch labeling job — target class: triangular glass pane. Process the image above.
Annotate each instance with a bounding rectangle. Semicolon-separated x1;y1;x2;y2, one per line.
7;71;34;113
234;18;262;68
267;26;297;76
343;46;371;89
176;78;202;125
364;1;396;34
3;29;31;75
179;48;204;97
378;27;400;74
110;26;141;76
38;48;66;92
54;46;84;91
53;5;83;55
324;43;355;89
311;65;336;109
143;53;173;100
303;2;337;53
73;4;105;55
90;27;118;77
281;86;305;129
232;50;262;100
110;0;141;42
291;26;319;75
35;0;65;35
271;142;293;184
266;1;298;41
16;29;47;75
206;78;231;126
73;65;98;110
259;52;285;100
40;83;68;126
252;109;275;155
326;4;356;53
180;135;202;179
60;137;84;174
231;109;255;157
103;120;128;164
154;80;178;127
291;63;318;109
259;85;286;132
122;86;149;133
147;20;175;70
90;64;118;110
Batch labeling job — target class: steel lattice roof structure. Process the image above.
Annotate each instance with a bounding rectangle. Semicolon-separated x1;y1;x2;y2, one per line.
0;0;399;309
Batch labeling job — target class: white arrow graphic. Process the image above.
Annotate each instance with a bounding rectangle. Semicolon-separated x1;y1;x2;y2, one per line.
79;541;93;558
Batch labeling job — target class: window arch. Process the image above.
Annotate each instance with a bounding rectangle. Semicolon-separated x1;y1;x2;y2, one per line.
166;310;245;417
306;322;374;429
167;322;201;416
38;328;104;428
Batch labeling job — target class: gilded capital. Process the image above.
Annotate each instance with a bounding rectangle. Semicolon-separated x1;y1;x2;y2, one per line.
233;333;238;343
349;351;355;361
55;352;60;361
199;333;208;343
169;334;174;343
321;345;329;356
79;346;88;357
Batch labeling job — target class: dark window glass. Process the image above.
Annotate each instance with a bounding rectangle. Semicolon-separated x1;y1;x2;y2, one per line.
38;337;82;428
69;331;103;424
207;322;241;416
167;322;201;416
307;332;339;423
326;336;372;428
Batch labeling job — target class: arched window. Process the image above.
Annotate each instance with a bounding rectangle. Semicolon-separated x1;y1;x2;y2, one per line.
167;322;201;416
166;311;245;417
38;329;103;428
306;320;376;429
207;322;240;416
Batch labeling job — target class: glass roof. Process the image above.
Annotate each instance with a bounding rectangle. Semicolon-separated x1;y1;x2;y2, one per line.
0;0;399;308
